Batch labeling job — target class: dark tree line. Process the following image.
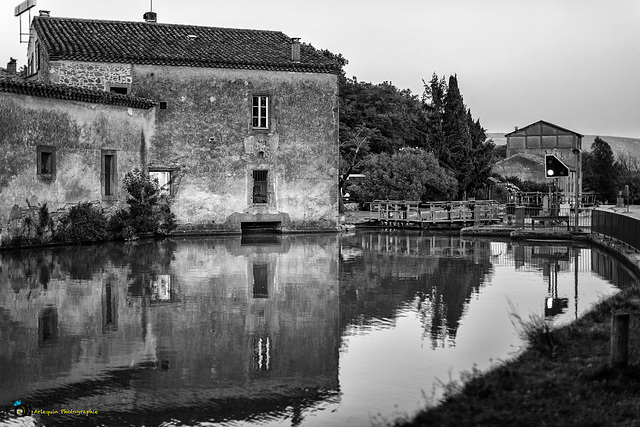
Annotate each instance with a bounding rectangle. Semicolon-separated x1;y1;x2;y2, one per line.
325;49;496;205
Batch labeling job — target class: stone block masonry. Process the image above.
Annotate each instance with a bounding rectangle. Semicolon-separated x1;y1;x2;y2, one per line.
50;61;131;91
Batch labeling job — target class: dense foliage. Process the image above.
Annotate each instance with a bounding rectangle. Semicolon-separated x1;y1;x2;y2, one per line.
56;202;110;243
334;54;495;204
355;149;458;202
2;169;177;248
110;169;176;239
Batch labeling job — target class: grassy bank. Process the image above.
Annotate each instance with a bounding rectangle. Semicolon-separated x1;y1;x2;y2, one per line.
398;285;640;426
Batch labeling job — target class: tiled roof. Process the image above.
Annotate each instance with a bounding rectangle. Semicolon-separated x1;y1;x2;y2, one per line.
0;73;155;109
32;16;341;74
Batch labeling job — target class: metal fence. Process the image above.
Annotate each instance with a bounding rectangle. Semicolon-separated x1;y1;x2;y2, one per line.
499;206;592;232
592;209;640;251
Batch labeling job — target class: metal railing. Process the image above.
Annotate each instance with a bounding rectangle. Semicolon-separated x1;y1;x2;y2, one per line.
592;209;640;251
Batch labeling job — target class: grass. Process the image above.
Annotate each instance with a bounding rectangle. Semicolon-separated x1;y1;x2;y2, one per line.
397;285;640;427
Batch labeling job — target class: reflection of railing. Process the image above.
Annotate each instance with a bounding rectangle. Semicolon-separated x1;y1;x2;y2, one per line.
366;200;501;228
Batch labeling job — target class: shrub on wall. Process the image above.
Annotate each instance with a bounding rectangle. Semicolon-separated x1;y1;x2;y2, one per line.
55;202;110;243
1;203;56;247
109;169;177;239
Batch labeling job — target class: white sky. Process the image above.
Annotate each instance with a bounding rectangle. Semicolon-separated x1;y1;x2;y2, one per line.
1;0;639;137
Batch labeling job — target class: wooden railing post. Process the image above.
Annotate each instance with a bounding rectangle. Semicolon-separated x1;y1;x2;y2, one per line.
610;312;630;369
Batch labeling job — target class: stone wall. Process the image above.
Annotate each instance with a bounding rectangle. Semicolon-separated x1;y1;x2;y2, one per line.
132;65;339;231
0;91;154;242
49;60;132;91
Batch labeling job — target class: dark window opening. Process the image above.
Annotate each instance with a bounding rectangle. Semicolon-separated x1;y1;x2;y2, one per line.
108;86;128;95
253;170;268;204
102;150;118;199
159;101;168;109
104;155;114;195
37;146;56;180
40;152;52;174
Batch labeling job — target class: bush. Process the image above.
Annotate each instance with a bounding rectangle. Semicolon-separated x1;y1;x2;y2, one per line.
108;169;177;239
56;203;109;243
1;203;55;247
359;149;458;202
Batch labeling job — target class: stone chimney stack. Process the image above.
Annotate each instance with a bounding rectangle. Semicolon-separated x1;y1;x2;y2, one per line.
143;11;157;23
7;58;17;74
291;38;300;62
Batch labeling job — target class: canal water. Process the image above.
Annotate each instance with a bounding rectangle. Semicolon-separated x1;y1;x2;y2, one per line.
0;231;636;427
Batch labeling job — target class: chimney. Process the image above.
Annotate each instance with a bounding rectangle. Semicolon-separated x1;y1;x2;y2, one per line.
7;58;17;74
291;38;300;62
39;10;50;17
143;11;157;23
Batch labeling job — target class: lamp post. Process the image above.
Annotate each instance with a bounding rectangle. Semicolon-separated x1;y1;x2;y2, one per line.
572;148;581;232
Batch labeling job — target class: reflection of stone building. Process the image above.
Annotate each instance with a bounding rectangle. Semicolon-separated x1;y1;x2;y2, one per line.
0;236;339;425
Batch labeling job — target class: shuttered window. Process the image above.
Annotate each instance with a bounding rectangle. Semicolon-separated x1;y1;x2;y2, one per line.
101;150;118;200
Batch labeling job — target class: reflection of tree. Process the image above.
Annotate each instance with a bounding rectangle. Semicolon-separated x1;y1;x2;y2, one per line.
418;257;489;347
339;233;493;347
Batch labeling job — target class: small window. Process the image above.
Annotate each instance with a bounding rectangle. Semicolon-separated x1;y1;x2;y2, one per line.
37;146;56;180
252;170;268;204
109;86;128;95
105;83;130;95
101;150;118;200
149;170;172;196
252;95;269;129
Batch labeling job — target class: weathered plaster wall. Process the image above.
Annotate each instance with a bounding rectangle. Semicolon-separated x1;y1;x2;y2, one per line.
132;65;339;231
0;92;154;227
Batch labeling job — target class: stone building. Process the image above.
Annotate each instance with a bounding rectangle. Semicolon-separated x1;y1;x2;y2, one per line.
0;70;155;232
493;120;583;194
24;11;341;232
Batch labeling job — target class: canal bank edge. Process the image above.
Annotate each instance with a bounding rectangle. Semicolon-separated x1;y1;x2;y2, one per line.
461;225;640;279
399;226;640;426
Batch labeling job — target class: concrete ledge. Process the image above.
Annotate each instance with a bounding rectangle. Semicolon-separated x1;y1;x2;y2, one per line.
460;226;515;237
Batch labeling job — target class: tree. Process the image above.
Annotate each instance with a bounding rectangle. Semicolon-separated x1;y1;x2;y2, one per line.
583;137;618;202
423;74;493;199
356;148;458;202
422;73;447;158
616;152;640;204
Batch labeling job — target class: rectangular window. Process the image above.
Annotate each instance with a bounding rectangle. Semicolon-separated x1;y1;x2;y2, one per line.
252;96;269;129
252;170;268;204
149;170;172;196
101;150;118;200
105;83;131;95
37;146;56;180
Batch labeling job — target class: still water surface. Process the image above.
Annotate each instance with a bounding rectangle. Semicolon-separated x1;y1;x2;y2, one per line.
0;231;636;426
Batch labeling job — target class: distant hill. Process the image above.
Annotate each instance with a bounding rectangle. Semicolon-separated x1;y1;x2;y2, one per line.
488;132;640;159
